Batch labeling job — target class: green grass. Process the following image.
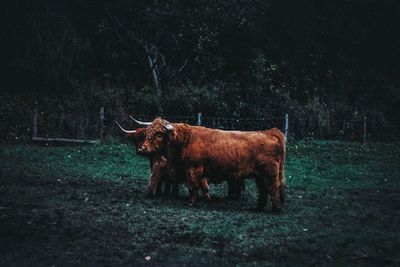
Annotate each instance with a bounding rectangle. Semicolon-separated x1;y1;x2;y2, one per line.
0;143;150;181
1;141;400;266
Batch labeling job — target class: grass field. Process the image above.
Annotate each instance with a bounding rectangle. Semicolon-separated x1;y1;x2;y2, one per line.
1;141;400;266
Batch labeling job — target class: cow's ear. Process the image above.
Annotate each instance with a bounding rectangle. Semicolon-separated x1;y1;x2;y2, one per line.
168;126;187;145
168;129;177;142
162;123;174;131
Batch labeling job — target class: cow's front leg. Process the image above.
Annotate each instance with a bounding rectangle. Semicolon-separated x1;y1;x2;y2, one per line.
228;179;244;201
186;166;203;206
166;169;180;198
147;171;161;196
200;178;211;202
147;158;168;197
147;173;162;197
188;185;199;207
170;179;180;198
146;171;158;197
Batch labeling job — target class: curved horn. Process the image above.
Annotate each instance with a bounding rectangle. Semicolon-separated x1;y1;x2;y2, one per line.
115;121;137;134
129;116;152;126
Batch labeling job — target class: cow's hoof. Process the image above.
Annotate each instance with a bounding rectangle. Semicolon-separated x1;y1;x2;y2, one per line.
228;196;241;201
204;194;212;203
232;195;241;201
189;197;198;207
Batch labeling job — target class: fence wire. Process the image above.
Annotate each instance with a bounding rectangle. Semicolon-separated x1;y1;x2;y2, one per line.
36;108;101;140
1;105;397;142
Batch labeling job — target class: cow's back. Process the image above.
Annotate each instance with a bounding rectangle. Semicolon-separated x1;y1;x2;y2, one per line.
180;126;283;179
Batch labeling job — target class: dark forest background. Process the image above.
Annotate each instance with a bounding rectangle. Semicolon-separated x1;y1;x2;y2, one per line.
1;0;400;141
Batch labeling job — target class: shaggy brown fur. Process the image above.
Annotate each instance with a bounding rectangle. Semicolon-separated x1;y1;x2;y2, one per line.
126;128;175;196
142;118;286;210
141;118;245;201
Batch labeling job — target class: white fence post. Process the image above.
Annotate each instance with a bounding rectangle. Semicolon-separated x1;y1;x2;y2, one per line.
197;112;202;126
284;113;289;140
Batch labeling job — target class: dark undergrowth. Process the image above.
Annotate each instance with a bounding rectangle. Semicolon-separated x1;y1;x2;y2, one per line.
1;141;400;266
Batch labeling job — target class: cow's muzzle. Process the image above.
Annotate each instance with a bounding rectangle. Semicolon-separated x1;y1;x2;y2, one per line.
139;145;152;154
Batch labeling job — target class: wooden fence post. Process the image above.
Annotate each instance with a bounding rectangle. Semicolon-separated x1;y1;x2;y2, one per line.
284;113;289;140
327;117;331;138
99;107;104;140
32;108;38;139
363;116;367;144
318;115;322;138
197;112;202;126
342;119;346;138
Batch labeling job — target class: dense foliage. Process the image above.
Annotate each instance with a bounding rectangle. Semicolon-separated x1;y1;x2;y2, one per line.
1;0;400;139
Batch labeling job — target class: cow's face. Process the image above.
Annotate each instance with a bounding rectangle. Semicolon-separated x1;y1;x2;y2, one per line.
140;118;171;154
127;128;146;154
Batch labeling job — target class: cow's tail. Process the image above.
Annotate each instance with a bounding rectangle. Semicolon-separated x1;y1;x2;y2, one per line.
279;133;286;205
270;128;286;205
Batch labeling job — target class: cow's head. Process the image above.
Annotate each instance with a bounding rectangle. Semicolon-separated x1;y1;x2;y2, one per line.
128;128;147;154
116;119;151;155
140;117;174;154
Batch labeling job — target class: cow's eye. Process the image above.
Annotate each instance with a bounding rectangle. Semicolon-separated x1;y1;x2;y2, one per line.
156;133;163;140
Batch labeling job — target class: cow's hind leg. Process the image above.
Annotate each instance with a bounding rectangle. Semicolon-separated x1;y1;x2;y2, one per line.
270;160;282;212
255;176;268;211
156;182;163;196
186;166;203;206
279;184;285;205
200;178;211;202
236;179;246;200
227;180;235;200
170;179;179;198
162;176;171;197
